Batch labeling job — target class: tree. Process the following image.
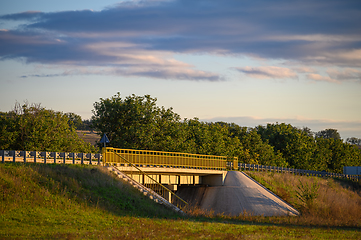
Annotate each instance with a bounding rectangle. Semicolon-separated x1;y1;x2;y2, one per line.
0;111;17;150
326;138;360;173
312;138;332;171
222;122;286;166
315;129;341;140
0;102;96;153
65;112;83;129
256;123;315;169
346;137;361;147
91;93;182;151
79;119;93;131
302;127;314;138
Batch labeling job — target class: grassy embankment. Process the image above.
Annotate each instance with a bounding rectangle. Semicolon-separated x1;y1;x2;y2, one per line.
1;163;360;239
245;171;361;227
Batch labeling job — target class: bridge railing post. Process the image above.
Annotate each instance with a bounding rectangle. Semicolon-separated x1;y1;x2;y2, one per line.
97;153;101;165
20;151;25;163
12;150;16;163
80;153;84;164
88;153;92;165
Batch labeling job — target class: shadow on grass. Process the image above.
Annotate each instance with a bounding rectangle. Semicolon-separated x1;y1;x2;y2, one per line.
333;177;361;194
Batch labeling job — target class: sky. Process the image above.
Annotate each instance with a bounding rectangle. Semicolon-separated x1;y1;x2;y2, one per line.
0;0;360;140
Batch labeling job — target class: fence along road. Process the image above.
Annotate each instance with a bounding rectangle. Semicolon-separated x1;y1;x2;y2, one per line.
0;150;101;165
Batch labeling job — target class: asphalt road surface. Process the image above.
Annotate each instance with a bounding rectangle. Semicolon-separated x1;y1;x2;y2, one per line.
199;171;299;216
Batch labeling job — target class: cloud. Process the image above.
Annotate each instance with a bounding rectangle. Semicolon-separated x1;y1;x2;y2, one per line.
306;73;339;83
0;11;43;21
291;67;361;83
293;66;316;74
235;66;298;79
327;68;361;83
18;59;222;81
0;30;220;81
1;0;361;80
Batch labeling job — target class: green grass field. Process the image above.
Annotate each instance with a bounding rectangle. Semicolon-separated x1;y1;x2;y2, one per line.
1;163;360;239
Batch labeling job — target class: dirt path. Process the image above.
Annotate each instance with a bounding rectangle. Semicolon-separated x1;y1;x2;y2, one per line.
198;171;299;216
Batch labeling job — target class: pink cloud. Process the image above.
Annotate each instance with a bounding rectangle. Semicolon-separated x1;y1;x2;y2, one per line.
306;73;339;83
236;66;298;79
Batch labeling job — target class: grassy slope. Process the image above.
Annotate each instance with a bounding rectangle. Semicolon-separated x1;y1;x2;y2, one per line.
246;171;361;228
0;163;360;239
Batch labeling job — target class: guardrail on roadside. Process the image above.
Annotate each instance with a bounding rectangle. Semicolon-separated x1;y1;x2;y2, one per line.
0;150;101;165
239;163;360;181
102;147;236;171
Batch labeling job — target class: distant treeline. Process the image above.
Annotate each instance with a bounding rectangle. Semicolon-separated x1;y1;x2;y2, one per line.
90;93;361;174
1;95;360;173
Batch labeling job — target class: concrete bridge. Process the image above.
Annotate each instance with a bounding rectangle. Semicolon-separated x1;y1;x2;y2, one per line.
102;147;238;203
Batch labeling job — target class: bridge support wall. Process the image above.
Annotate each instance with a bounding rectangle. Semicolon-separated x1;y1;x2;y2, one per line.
201;173;226;186
122;171;226;186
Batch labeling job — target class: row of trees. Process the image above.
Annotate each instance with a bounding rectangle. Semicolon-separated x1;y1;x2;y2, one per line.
0;102;96;153
91;93;361;173
1;94;360;174
65;112;92;131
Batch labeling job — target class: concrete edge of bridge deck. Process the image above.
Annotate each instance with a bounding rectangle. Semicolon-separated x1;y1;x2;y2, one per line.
115;166;227;186
115;166;226;175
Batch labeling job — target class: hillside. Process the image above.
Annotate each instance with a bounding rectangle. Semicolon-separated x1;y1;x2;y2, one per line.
1;163;360;239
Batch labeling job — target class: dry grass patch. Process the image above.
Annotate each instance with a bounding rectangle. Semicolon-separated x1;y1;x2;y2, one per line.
247;171;361;227
76;130;99;146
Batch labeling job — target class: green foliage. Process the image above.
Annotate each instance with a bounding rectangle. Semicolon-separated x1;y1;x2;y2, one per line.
256;123;315;169
295;179;319;210
91;93;361;173
92;93;182;151
255;123;361;173
64;112;83;129
77;119;93;131
346;137;361;146
315;128;341;140
91;93;284;163
0;102;96;153
227;123;287;166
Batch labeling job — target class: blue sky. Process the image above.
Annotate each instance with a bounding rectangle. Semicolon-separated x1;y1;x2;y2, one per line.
0;0;360;139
